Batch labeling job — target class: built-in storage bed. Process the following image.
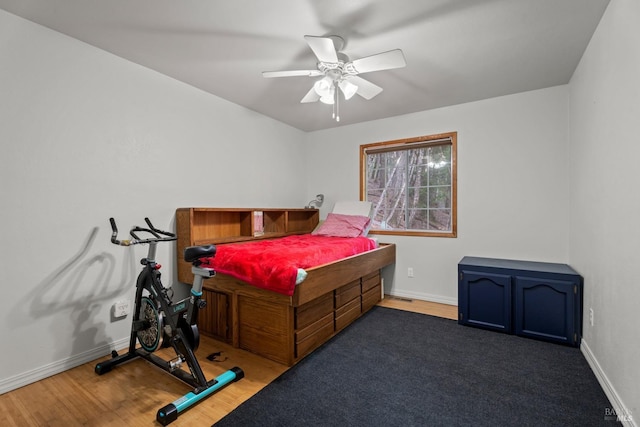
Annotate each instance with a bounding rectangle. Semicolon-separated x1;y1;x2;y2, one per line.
176;207;396;365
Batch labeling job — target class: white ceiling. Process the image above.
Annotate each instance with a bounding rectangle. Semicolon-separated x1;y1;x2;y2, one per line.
0;0;610;132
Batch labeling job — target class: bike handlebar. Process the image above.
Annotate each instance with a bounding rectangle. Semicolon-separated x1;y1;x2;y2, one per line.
109;217;177;246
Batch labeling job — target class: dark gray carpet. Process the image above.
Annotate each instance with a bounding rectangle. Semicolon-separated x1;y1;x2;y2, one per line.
214;306;617;426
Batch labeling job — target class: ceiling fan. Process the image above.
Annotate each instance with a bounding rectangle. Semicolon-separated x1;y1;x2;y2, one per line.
262;35;406;122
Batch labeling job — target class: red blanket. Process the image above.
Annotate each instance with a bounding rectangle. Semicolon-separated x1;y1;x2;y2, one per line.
200;234;377;296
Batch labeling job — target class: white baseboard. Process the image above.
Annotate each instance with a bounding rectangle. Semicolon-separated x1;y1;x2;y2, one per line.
385;289;457;306
0;337;129;395
581;339;636;427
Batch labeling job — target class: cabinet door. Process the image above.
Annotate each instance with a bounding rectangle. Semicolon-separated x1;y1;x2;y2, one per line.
459;270;512;333
514;277;577;346
199;290;231;342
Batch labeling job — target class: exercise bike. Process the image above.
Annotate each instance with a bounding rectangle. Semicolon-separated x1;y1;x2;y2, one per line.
95;217;243;425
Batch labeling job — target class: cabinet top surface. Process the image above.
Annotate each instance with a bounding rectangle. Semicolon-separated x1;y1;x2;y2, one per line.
459;256;581;276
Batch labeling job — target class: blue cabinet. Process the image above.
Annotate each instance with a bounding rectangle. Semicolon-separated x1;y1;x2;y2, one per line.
458;257;583;347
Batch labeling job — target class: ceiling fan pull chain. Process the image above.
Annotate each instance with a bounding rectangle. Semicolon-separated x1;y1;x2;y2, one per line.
335;81;340;122
332;83;336;120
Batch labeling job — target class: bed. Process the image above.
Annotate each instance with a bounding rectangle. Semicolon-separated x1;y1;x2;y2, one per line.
175;204;396;365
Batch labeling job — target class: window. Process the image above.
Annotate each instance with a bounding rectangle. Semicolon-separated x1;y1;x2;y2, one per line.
360;132;457;237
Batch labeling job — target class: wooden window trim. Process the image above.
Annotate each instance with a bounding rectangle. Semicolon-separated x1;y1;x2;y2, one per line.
359;132;457;238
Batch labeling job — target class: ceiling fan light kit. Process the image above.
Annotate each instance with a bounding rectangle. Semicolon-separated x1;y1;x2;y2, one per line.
313;77;335;104
262;35;406;123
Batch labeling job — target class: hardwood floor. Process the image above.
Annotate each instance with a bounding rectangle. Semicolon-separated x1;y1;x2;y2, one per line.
0;298;457;426
378;295;458;320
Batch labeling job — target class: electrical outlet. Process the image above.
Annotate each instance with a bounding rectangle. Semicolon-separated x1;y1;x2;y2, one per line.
589;308;594;326
114;300;131;318
408;267;414;278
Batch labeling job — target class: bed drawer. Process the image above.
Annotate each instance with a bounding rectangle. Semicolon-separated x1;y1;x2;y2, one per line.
295;292;333;330
295;312;333;342
361;271;381;293
335;297;361;331
335;279;361;308
295;313;334;358
362;283;382;312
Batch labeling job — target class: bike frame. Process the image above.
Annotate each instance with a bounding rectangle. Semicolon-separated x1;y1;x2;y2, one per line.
131;238;212;390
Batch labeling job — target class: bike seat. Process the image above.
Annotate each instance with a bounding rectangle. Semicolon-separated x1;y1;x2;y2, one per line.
184;245;216;263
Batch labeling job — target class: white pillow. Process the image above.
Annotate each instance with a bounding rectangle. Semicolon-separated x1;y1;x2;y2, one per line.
332;201;373;217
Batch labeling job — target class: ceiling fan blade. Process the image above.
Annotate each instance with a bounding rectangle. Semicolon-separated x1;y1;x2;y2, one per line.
350;49;406;74
304;35;339;63
262;70;323;78
348;76;383;100
300;87;321;103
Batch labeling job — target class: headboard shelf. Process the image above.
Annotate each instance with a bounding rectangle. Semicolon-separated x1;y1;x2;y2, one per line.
176;207;319;283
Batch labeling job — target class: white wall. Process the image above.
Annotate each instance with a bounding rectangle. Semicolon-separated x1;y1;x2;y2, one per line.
0;10;306;392
306;85;571;304
568;0;639;420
